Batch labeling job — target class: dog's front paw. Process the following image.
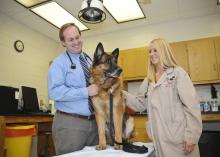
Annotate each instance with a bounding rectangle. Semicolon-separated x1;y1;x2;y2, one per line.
96;144;107;150
114;144;123;150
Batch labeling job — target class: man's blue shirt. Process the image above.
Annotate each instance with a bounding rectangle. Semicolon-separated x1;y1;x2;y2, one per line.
48;51;92;116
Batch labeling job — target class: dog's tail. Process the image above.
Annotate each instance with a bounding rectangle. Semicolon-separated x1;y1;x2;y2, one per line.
122;113;135;140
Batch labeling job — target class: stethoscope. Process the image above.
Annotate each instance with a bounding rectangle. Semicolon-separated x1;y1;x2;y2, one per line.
66;51;92;69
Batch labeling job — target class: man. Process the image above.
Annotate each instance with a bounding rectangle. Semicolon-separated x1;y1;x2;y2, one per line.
48;23;99;155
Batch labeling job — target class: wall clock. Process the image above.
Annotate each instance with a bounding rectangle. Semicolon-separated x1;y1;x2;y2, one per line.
14;40;24;52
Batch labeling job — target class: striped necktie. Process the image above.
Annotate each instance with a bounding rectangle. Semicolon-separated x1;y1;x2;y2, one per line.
79;54;94;113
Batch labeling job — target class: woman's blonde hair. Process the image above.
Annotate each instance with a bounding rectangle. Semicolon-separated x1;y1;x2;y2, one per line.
147;38;178;83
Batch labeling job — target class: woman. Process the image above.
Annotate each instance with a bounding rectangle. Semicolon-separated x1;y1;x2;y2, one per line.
123;38;202;157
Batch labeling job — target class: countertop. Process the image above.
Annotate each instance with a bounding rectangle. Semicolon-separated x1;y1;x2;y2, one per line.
131;112;220;122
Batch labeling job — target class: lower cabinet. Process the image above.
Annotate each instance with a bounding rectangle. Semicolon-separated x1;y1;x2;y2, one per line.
37;122;55;157
129;115;152;142
199;131;220;157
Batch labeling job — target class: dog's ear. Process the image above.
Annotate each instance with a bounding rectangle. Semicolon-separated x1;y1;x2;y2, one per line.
93;42;104;65
112;48;119;61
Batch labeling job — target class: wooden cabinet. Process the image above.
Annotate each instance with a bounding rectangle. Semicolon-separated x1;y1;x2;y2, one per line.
119;47;148;80
0;116;54;157
170;42;189;74
187;38;219;83
0;116;6;157
214;37;220;79
129;115;152;142
118;36;220;84
37;122;55;156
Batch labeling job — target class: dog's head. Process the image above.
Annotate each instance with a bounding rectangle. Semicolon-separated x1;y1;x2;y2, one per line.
92;42;122;79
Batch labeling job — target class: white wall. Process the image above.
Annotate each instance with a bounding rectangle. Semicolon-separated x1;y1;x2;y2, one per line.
0;13;61;104
196;85;220;102
128;81;220;103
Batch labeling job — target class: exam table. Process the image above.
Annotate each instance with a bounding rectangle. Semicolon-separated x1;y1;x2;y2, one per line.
54;142;155;157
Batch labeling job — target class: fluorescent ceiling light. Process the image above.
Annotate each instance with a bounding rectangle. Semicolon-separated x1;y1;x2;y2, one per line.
103;0;145;23
31;2;88;31
15;0;51;8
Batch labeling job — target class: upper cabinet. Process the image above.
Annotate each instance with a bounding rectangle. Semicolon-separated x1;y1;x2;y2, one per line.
187;38;219;83
214;37;220;79
119;37;220;84
170;42;189;74
119;47;148;80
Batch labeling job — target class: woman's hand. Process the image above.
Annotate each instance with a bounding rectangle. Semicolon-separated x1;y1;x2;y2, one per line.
183;141;195;155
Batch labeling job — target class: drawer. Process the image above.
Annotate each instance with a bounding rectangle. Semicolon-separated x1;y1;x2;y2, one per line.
37;122;52;133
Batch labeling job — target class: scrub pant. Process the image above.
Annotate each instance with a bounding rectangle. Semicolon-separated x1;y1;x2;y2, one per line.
52;111;99;155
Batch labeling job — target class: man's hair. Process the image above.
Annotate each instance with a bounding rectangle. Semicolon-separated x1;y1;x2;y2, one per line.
59;23;81;41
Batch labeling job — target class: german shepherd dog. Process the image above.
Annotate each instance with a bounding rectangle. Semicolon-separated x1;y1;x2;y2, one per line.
90;43;134;150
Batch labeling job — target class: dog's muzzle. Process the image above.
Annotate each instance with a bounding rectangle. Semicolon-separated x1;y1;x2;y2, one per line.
105;68;122;78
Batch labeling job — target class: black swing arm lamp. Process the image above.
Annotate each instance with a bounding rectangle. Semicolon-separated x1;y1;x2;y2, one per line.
78;0;106;24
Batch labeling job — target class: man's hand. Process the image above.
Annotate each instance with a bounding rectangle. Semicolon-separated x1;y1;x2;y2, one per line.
88;84;99;96
183;141;195;155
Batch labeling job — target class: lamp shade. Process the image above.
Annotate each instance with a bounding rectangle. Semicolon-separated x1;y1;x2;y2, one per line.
78;0;106;24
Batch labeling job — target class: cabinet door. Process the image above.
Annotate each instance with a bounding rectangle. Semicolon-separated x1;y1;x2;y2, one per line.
0;116;5;157
170;42;189;74
214;37;220;79
136;47;148;78
120;50;137;79
119;47;148;80
130;115;151;142
187;39;218;82
37;122;55;156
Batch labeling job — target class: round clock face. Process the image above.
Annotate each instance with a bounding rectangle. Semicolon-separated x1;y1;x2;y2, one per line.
14;40;24;52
